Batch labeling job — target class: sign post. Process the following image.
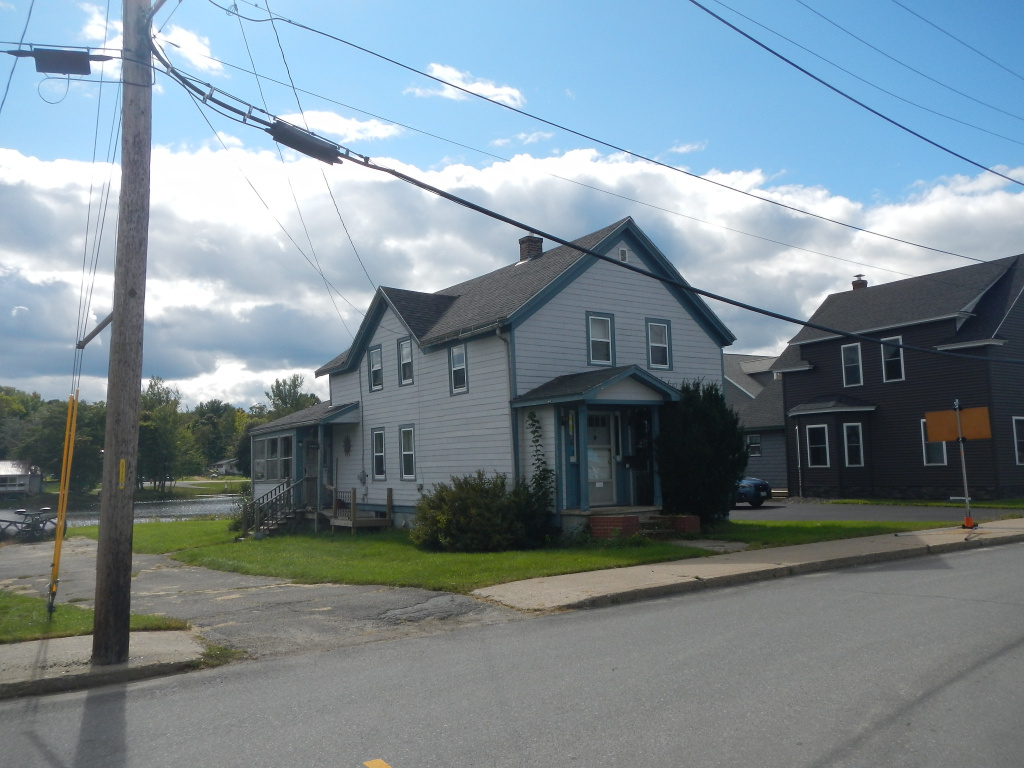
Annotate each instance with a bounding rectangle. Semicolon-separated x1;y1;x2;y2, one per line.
924;401;991;530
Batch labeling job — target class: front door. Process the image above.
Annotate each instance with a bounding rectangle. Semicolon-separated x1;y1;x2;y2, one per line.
587;413;615;506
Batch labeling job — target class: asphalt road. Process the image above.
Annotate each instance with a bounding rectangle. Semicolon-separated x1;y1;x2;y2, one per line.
4;542;1024;767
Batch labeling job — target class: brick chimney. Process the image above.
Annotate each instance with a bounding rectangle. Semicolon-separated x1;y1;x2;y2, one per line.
852;274;868;290
519;234;543;262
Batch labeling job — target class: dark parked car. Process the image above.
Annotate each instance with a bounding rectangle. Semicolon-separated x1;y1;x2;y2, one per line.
736;476;771;507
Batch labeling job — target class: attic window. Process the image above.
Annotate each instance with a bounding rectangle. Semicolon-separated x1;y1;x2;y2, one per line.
619;248;628;263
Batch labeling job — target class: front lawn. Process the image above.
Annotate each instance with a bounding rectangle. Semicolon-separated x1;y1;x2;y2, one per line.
68;516;959;593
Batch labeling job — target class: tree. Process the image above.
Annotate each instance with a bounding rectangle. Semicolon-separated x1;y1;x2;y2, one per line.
654;380;748;528
15;397;106;492
189;399;242;466
266;374;320;418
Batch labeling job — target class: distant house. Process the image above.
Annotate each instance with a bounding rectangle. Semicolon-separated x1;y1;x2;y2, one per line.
209;458;240;476
0;460;42;496
773;257;1024;499
252;218;735;528
724;354;786;490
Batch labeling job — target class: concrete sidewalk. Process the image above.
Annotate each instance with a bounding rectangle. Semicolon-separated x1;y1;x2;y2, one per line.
472;517;1024;609
4;517;1024;699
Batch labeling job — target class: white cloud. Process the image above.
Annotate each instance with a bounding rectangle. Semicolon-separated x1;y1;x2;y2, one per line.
669;141;707;154
3;143;1022;407
491;132;554;148
278;111;402;143
404;63;525;108
159;25;223;75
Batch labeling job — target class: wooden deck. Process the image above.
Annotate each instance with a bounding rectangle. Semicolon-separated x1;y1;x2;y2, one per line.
327;488;392;532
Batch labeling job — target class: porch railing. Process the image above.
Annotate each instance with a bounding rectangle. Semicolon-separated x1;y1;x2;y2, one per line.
253;478;304;534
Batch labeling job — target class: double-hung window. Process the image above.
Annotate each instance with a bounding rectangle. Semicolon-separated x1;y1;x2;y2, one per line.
368;346;383;391
400;426;416;479
746;434;762;457
881;336;905;382
450;344;467;393
841;343;862;387
843;423;864;467
371;428;386;479
806;425;829;467
398;338;413;386
921;419;947;466
646;319;671;369
587;313;614;365
1014;417;1024;465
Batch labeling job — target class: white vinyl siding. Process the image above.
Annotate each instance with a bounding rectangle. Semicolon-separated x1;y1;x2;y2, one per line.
512;252;723;396
843;423;864;467
842;343;862;387
806;425;829;467
881;336;905;382
921;419;947;466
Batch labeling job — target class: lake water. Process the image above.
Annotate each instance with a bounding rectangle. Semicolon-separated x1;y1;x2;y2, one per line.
0;495;240;528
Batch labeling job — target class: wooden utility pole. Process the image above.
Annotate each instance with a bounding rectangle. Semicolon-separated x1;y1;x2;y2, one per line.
92;0;153;665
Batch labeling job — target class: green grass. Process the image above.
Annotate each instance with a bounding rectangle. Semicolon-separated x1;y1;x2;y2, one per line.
698;519;954;549
66;516;971;594
825;497;1024;509
0;591;189;644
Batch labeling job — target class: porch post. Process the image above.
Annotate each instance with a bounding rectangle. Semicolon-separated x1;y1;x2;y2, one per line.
651;405;662;507
579;404;590;512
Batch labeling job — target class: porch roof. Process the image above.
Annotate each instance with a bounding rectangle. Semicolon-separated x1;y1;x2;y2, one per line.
511;365;679;408
787;394;877;417
250;401;359;435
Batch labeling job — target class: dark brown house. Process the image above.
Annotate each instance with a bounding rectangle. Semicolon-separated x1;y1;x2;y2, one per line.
773;255;1024;499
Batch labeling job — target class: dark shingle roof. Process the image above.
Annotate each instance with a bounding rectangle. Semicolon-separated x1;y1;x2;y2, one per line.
788;255;1020;345
250;401;357;435
733;377;784;430
724;353;775;399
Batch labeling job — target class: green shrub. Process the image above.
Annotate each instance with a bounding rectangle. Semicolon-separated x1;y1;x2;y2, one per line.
411;470;548;552
227;481;255;533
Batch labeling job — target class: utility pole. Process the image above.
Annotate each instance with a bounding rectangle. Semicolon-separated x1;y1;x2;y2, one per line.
92;0;154;665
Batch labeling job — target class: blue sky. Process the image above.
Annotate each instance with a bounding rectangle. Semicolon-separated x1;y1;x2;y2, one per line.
2;0;1023;407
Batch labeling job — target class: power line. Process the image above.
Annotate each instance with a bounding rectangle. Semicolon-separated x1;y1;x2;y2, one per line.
685;0;1024;188
888;0;1024;85
793;0;1024;124
158;50;1024;367
709;0;1024;149
203;0;978;260
0;0;36;119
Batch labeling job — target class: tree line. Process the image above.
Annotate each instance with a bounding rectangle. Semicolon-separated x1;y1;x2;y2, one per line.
0;374;320;493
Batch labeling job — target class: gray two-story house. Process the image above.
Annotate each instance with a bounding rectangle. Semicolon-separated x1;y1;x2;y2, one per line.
252;218;735;527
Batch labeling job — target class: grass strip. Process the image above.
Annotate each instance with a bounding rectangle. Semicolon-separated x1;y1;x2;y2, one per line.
700;519;953;549
0;591;188;644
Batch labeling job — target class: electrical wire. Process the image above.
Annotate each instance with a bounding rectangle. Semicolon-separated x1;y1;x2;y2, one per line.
0;0;36;119
794;0;1024;124
686;0;1023;188
888;0;1024;85
709;0;1024;149
203;0;978;259
160;47;1024;366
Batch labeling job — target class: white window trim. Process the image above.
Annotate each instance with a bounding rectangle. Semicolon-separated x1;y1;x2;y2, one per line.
368;346;383;391
843;422;864;467
400;425;416;480
806;424;830;468
746;433;761;457
450;344;468;394
587;312;614;366
841;342;862;387
371;428;386;480
1013;417;1024;465
880;336;905;383
921;419;947;466
646;319;671;370
398;338;414;386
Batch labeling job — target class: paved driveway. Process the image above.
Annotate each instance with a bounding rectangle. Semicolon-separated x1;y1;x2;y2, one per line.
732;499;988;522
0;538;522;659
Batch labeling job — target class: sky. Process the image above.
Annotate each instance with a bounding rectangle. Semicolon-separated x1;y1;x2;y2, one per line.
1;0;1023;409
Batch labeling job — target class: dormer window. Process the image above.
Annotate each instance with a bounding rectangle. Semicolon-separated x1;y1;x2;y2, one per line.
841;343;862;387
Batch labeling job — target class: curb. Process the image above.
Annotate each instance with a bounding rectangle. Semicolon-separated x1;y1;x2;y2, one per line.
547;529;1024;610
0;659;199;701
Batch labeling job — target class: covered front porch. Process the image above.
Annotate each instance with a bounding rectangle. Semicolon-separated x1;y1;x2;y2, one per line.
512;365;680;524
